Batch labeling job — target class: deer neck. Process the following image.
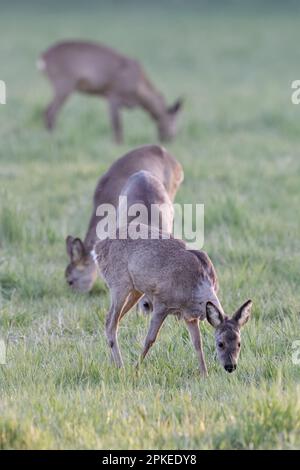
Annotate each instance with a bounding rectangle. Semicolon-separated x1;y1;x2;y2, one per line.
137;80;167;123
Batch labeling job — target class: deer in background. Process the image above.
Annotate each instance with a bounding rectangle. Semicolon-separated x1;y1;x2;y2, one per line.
93;227;253;376
38;41;183;143
65;145;183;293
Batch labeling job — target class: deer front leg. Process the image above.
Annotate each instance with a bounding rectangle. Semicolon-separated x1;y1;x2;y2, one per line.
185;319;208;377
108;98;123;144
105;290;131;367
105;303;124;368
140;309;168;363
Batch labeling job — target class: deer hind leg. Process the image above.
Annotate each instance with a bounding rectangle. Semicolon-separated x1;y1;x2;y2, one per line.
44;80;74;130
185;319;208;377
106;288;141;367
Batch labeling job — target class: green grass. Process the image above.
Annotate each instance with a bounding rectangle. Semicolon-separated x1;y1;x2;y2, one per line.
0;1;300;449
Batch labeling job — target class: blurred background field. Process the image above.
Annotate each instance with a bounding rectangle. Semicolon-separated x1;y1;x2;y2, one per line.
0;0;300;449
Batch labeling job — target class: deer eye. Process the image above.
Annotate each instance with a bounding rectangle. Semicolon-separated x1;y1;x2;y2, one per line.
238;342;241;348
218;342;224;349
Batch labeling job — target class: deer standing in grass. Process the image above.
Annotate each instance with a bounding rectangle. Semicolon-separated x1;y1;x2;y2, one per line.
38;41;183;143
65;145;183;293
93;228;252;376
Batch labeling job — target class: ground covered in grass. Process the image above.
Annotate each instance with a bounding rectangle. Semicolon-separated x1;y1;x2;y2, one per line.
0;1;300;449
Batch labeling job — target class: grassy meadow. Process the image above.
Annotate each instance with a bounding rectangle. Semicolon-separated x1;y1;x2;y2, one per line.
0;1;300;449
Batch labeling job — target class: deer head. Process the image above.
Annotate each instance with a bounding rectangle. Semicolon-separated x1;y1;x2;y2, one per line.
157;98;183;142
65;236;97;293
206;300;253;373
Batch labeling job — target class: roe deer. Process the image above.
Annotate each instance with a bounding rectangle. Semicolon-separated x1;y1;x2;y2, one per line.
65;145;183;293
38;41;183;143
93;228;252;376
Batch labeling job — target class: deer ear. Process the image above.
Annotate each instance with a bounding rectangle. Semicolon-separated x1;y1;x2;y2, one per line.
66;235;74;258
232;300;252;328
167;97;183;115
206;302;224;328
67;237;85;262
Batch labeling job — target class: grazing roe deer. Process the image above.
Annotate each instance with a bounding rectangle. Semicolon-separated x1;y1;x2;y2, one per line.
38;41;183;143
93;228;252;376
65;145;183;293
